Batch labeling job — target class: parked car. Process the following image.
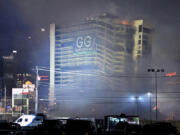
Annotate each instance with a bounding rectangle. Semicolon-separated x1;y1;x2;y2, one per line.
64;119;97;135
125;124;141;135
105;121;128;135
140;123;176;135
0;122;23;135
14;114;45;128
154;122;177;134
33;119;63;135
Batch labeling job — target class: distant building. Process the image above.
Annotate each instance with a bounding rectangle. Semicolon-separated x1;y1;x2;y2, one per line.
16;73;34;88
49;14;153;108
12;81;35;114
0;77;3;98
0;51;17;98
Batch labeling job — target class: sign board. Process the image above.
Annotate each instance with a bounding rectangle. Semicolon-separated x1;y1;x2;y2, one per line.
12;88;30;115
23;84;35;92
74;35;95;54
12;88;29;95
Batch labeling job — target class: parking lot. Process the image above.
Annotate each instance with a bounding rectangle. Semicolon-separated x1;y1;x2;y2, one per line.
0;114;180;135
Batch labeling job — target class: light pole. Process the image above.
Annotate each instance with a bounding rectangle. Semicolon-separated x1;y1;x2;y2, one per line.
131;96;142;116
147;92;152;121
4;86;7;119
35;66;40;114
21;89;23;115
148;69;164;121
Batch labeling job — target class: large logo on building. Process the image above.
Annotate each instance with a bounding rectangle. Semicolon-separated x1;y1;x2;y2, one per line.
74;35;95;54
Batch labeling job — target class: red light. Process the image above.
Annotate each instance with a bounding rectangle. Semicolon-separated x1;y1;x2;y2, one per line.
39;75;49;81
166;72;176;77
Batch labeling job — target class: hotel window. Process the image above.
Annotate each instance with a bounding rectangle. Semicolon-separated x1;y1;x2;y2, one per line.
137;50;141;54
139;25;142;32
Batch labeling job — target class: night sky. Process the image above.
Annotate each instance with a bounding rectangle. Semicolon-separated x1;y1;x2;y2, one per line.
0;0;180;72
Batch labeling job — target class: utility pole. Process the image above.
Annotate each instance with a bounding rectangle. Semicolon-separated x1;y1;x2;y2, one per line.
21;89;23;115
136;96;139;116
147;92;152;122
4;86;6;119
155;71;158;121
35;66;39;114
148;69;164;121
150;95;152;122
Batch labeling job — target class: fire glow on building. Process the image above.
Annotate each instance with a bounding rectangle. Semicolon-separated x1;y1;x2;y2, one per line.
49;14;152;116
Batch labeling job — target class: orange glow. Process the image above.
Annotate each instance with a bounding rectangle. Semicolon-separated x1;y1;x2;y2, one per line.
153;105;157;110
114;19;122;24
25;81;32;85
114;19;130;25
121;20;129;25
166;72;176;77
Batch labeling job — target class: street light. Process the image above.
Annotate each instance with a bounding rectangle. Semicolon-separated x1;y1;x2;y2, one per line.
41;28;46;32
147;68;164;121
147;92;152;121
131;96;143;116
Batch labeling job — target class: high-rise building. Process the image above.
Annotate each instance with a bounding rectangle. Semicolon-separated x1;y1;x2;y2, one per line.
0;51;17;98
49;14;152;111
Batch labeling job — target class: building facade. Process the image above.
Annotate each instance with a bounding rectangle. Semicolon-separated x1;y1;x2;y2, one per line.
16;73;34;88
133;20;152;73
49;14;152;115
